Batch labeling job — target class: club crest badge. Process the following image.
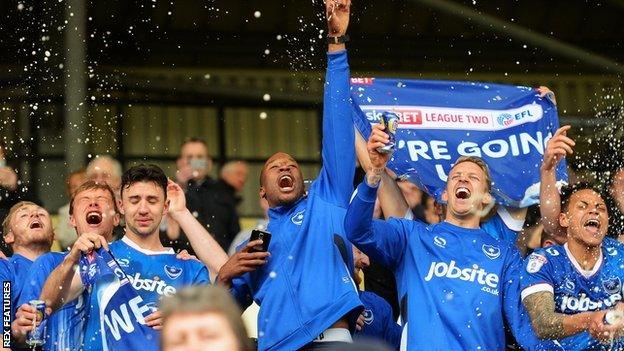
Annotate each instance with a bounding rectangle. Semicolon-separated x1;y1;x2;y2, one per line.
164;265;183;280
603;277;622;295
526;253;547;273
482;244;501;260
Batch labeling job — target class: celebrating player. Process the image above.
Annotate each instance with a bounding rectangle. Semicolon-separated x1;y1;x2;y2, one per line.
522;126;624;349
40;165;211;351
11;181;118;349
344;123;540;350
216;1;364;350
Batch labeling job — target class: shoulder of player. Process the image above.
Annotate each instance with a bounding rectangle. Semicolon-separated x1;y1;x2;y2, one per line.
523;246;565;271
532;245;565;258
30;251;66;268
359;290;391;309
109;239;125;250
170;256;206;272
387;217;426;233
0;259;12;279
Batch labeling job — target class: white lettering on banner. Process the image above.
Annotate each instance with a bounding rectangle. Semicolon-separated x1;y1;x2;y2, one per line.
406;131;552;182
407;132;550;162
103;296;151;341
362;104;543;131
128;273;177;296
424;260;499;296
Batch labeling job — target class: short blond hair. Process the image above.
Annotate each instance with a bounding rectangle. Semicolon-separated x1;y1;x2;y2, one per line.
451;156;492;192
160;286;253;351
2;201;39;237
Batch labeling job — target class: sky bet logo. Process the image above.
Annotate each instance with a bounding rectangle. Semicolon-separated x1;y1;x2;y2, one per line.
424;260;499;296
365;109;422;125
496;109;534;127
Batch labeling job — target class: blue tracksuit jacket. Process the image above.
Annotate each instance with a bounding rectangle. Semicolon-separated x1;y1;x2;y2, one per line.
230;50;363;351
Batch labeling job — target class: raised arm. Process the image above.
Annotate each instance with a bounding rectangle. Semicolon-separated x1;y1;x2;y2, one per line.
166;180;228;280
40;233;107;314
345;123;409;268
317;0;355;206
523;291;616;341
355;130;411;219
539;125;575;237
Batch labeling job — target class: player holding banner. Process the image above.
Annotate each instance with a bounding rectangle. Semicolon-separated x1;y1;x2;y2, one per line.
11;181;119;350
344;123;541;350
40;165;215;351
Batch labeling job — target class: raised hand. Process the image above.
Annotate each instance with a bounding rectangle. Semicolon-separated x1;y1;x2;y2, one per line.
145;310;163;330
166;179;187;215
68;232;109;262
216;239;270;289
542;125;575;172
367;123;392;170
326;0;351;36
537;86;557;106
11;304;39;338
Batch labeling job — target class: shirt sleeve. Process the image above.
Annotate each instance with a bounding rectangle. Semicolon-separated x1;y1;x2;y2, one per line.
345;180;412;270
229;275;254;310
0;260;13;310
192;264;211;285
480;207;522;243
380;297;403;350
503;248;543;351
520;249;555;300
17;256;53;307
314;50;356;208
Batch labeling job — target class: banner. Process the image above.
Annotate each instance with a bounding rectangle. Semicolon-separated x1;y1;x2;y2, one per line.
350;78;567;207
80;249;159;351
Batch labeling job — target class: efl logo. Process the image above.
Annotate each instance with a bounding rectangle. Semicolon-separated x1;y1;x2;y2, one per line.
497;113;514;127
496;109;535;127
351;77;374;85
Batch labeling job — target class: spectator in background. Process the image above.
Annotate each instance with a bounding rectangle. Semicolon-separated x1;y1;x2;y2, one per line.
219;160;249;197
0;141;41;248
165;138;240;253
160;285;253;351
86;155;122;200
55;168;86;250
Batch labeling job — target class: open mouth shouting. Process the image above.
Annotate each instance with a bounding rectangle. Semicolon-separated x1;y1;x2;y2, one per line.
455;187;471;200
86;211;103;225
278;174;294;192
28;220;44;230
583;218;601;235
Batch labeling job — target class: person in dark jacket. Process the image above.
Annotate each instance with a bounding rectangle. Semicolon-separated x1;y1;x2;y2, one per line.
163;138;240;253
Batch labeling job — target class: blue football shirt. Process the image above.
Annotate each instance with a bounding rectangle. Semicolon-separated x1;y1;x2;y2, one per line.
18;252;86;351
522;242;624;350
81;236;209;351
